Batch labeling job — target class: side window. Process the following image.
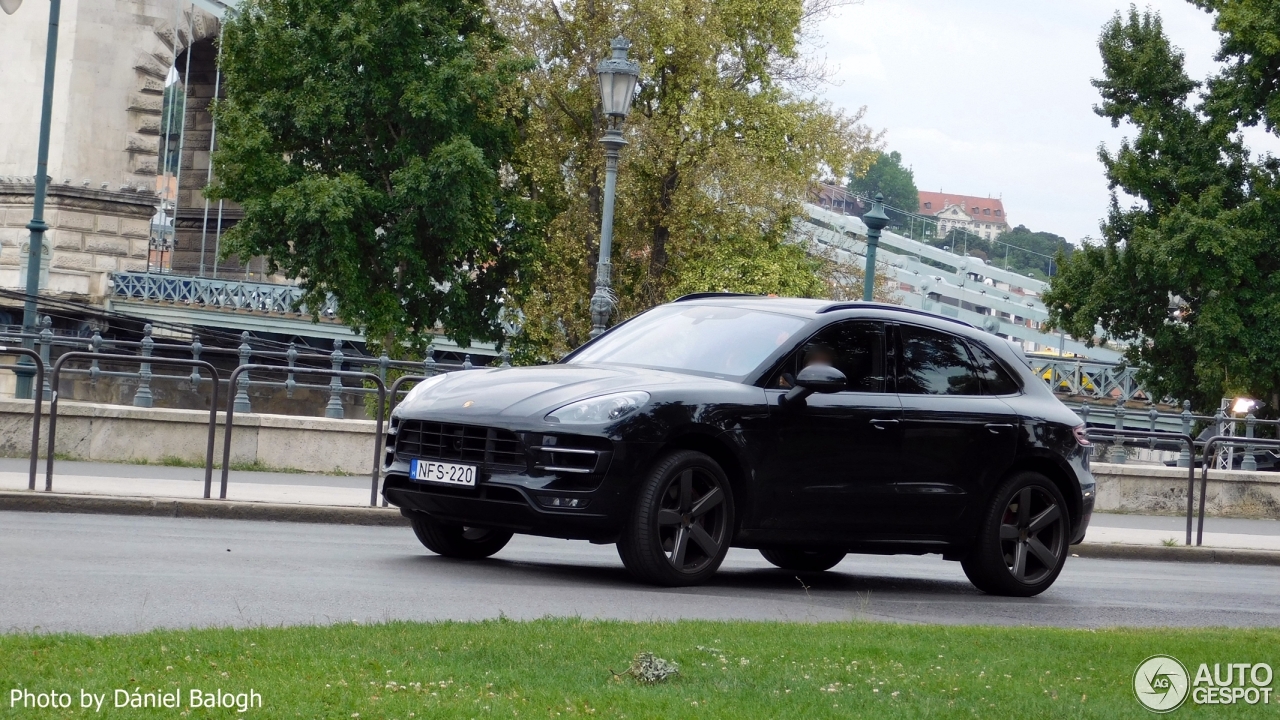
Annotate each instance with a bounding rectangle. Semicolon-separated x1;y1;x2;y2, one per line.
896;325;982;395
969;342;1021;395
771;321;886;392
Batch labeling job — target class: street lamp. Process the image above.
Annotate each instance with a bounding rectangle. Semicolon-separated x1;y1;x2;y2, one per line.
4;0;61;398
860;193;890;302
589;36;640;339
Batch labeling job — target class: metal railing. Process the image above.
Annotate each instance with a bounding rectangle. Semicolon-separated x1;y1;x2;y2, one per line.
0;316;504;418
1029;355;1149;404
1195;436;1280;546
0;347;44;490
45;353;222;496
111;271;339;317
1070;399;1280;470
1086;428;1198;545
220;365;388;506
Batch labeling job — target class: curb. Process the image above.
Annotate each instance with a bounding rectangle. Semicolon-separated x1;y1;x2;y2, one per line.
1074;542;1280;566
0;490;409;527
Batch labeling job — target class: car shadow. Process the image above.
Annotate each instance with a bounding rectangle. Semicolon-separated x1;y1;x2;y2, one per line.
392;551;985;599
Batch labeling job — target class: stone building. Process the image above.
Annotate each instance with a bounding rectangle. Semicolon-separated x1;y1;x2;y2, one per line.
0;0;492;359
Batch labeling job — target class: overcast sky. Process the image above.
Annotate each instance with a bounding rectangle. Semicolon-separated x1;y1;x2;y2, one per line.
813;0;1280;244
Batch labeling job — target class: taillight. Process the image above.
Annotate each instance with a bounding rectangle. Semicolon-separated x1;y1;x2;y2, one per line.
1073;425;1091;446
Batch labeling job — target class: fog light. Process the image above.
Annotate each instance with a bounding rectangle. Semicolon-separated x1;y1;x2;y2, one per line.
538;495;590;509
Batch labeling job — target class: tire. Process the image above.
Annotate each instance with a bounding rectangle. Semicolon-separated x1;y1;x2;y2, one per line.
617;450;734;587
961;471;1070;597
410;514;512;560
759;547;847;573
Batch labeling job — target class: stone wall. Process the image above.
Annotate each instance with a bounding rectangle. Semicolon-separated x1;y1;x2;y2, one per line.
1092;462;1280;520
0;399;380;475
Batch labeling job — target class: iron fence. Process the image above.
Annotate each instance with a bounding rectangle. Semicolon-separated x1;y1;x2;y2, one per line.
45;353;222;496
0;316;504;418
1068;399;1280;470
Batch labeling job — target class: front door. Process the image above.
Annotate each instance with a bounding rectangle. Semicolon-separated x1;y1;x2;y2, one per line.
890;323;1019;537
763;320;903;543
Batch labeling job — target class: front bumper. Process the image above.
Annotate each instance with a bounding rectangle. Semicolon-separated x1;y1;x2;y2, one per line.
381;420;657;542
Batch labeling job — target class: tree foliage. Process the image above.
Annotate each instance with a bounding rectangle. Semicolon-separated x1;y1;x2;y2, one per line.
847;150;919;229
494;0;881;362
923;225;1071;280
209;0;543;352
1044;4;1280;410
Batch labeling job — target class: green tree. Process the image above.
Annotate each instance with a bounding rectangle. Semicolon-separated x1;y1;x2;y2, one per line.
847;150;919;228
493;0;881;362
1043;5;1280;410
992;226;1072;279
209;0;543;352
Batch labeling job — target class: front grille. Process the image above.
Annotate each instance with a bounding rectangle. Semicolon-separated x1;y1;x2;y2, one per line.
394;421;525;471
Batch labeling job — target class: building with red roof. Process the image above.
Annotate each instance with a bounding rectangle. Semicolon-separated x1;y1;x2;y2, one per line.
918;191;1010;240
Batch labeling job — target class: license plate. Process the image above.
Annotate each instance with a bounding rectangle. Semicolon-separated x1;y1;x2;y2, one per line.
410;459;477;488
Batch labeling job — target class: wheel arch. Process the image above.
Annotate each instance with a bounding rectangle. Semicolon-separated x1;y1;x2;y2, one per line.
1000;454;1082;531
659;429;751;530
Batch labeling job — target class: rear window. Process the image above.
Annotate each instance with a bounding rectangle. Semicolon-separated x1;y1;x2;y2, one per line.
896;325;982;396
969;342;1021;395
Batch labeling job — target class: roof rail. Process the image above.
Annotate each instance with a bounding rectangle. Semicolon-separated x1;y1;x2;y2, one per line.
673;292;762;302
818;301;977;330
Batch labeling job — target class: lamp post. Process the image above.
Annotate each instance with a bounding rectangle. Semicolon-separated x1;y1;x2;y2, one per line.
589;36;640;339
4;0;61;398
861;193;890;302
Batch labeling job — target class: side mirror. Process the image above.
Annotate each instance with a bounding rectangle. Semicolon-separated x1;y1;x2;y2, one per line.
782;364;847;406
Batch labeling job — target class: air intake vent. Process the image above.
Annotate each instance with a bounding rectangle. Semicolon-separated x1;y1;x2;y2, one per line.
394;421;525;471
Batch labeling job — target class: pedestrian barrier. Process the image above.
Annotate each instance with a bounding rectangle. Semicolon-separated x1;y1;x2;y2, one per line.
0;346;44;490
1195;436;1280;546
45;353;222;496
220;365;386;506
1086;428;1197;544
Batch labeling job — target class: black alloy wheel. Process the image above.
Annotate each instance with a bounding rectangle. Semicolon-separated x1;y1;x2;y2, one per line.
618;450;734;586
962;472;1069;597
759;547;847;573
410;513;513;560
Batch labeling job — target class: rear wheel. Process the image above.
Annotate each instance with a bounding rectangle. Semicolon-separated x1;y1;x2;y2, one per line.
410;514;512;560
759;547;847;573
961;472;1070;597
617;450;734;587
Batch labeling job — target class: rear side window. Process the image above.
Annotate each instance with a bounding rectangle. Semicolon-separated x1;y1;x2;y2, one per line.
968;342;1021;395
896;325;982;395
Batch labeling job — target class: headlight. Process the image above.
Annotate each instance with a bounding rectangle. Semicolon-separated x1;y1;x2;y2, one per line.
546;391;650;424
394;372;450;413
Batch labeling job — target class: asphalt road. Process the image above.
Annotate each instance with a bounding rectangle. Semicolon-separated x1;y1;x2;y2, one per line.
3;511;1278;635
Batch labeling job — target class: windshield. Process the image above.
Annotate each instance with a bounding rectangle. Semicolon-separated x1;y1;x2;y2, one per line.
566;304;808;379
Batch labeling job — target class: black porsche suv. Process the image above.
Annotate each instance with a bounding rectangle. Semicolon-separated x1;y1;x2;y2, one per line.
383;295;1095;597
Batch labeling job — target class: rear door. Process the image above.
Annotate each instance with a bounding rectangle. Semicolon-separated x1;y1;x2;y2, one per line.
762;320;903;542
891;324;1019;537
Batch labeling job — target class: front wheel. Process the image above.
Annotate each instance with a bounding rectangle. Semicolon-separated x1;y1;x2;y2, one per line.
759;547;847;573
961;472;1070;597
410;514;512;560
617;450;734;587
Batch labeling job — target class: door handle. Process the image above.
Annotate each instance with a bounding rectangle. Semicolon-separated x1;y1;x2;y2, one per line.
985;423;1015;434
870;418;900;429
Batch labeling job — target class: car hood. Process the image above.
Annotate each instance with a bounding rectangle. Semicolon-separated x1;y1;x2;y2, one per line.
394;363;721;420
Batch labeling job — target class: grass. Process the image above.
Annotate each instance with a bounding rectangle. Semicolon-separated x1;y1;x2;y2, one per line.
3;619;1277;718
